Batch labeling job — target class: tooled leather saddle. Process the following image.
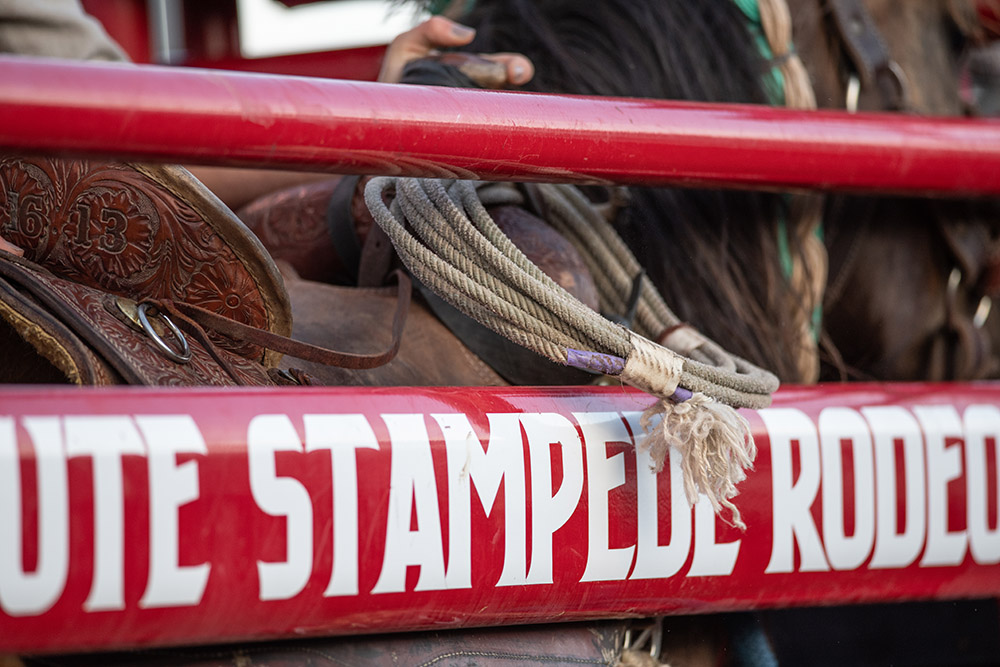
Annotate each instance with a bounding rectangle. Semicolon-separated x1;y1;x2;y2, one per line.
0;156;417;387
0;157;291;385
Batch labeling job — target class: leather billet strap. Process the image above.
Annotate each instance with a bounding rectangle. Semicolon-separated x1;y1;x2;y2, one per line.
326;174;397;288
826;0;909;110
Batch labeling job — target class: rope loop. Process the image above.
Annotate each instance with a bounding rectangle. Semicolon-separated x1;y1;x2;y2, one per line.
364;176;781;527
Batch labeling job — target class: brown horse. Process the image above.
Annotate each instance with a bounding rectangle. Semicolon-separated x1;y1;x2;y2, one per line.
790;0;1000;381
420;0;1000;384
237;0;1000;387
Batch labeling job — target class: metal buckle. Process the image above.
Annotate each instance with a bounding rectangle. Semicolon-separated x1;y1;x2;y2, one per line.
946;268;993;329
948;267;963;299
846;60;909;112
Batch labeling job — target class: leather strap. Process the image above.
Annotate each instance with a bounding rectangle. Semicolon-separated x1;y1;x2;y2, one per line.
0;251;411;385
357;219;395;287
0;254;274;385
827;0;908;110
415;281;592;385
327;174;397;287
0;255;149;384
167;270;412;370
326;174;364;280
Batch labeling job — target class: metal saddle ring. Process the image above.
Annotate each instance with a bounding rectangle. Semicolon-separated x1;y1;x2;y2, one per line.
137;302;192;364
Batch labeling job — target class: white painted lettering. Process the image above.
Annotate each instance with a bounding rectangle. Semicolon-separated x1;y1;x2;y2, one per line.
688;496;741;576
523;414;584;584
963;405;1000;565
136;416;210;608
0;417;69;616
630;438;692;580
626;412;692;580
372;414;447;594
761;408;829;573
435;412;527;588
64;416;144;611
862;406;926;569
914;406;968;567
576;412;635;583
247;414;314;601
303;414;378;597
819;407;875;570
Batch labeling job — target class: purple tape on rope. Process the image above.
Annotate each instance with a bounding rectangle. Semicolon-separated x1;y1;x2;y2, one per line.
565;349;626;375
670;386;693;403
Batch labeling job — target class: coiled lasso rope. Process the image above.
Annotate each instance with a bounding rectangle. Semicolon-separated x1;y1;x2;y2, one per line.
365;177;779;528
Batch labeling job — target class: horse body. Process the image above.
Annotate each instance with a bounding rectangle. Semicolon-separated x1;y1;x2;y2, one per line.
790;0;1000;380
453;0;1000;383
791;0;964;115
451;0;817;383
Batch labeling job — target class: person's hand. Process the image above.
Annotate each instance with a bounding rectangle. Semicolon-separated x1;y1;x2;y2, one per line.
378;16;533;87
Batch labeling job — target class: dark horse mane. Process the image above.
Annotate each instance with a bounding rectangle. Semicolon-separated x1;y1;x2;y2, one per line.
416;0;814;382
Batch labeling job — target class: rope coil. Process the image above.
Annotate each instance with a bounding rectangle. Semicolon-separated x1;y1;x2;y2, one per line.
365;177;779;527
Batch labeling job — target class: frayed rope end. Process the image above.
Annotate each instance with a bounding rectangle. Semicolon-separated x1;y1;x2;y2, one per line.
638;392;757;531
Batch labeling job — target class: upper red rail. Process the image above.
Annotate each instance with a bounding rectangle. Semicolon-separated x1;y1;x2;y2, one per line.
1;56;1000;195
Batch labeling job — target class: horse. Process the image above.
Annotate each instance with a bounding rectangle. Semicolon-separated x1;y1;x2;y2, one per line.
233;0;819;389
790;0;1000;381
402;0;1000;385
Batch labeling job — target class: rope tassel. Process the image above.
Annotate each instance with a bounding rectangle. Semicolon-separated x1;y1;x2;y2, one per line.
618;333;756;529
641;393;756;530
364;177;778;529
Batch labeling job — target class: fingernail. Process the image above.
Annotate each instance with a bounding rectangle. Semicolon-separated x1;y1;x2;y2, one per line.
512;64;527;83
451;23;475;38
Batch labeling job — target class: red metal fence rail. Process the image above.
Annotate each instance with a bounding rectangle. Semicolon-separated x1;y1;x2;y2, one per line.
1;56;1000;195
1;383;1000;652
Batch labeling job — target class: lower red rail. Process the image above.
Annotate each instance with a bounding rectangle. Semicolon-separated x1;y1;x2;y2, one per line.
0;382;998;652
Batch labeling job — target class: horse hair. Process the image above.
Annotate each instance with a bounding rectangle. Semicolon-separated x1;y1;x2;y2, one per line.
402;0;814;381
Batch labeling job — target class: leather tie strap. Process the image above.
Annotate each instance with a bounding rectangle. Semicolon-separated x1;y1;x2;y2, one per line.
164;269;412;371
